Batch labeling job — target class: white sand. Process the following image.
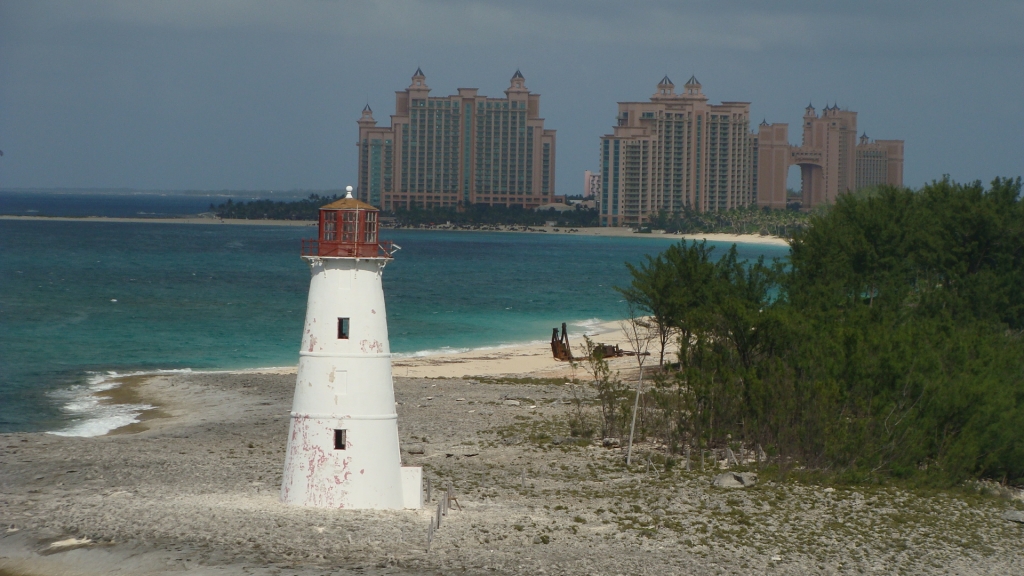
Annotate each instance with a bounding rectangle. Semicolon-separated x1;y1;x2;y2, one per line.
391;319;651;380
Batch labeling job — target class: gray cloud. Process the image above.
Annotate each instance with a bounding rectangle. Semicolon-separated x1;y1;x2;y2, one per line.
1;0;1021;191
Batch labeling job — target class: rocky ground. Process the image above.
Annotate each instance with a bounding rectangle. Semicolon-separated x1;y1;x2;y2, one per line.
2;372;1023;575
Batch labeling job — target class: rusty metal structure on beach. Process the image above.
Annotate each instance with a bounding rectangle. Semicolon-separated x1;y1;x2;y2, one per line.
550;322;633;361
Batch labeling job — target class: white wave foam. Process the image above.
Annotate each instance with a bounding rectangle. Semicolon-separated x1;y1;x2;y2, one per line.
392;346;473;359
46;369;191;437
567;317;620;338
392;338;552;359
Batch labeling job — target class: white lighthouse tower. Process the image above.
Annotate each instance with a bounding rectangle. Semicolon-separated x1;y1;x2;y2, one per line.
281;187;421;510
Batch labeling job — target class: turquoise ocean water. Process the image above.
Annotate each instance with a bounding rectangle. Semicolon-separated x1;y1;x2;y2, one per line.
0;200;788;436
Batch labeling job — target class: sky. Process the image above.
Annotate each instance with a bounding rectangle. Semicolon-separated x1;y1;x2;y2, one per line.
1;0;1022;194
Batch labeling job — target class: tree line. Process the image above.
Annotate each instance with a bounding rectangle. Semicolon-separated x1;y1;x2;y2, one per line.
609;177;1024;485
210;194;341;220
388;203;598;227
209;193;809;234
648;205;812;237
211;195;600;227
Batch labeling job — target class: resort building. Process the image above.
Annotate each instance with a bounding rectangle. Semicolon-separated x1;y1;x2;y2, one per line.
583;170;600;198
756;104;904;210
598;76;754;227
855;134;905;191
597;77;906;224
356;69;557;211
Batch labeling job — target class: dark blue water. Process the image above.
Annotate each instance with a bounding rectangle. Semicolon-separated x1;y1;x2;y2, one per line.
0;195;789;435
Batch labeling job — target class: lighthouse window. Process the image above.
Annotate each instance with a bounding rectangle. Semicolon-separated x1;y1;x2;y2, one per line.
364;212;378;243
337;317;350;339
323;211;337;241
342;212;358;242
334;429;347;450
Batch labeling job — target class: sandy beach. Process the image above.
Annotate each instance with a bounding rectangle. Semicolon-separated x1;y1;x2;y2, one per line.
0;215;790;247
3;323;1024;575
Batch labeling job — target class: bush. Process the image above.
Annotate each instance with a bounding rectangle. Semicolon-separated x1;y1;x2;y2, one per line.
618;177;1024;485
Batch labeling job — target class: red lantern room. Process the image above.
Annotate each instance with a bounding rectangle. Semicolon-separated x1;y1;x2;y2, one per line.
302;187;394;258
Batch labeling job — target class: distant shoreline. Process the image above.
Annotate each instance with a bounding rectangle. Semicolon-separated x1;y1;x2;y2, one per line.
0;214;790;246
0;214;315;227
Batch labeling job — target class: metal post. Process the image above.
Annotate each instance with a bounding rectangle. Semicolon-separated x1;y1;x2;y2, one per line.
427;518;434;552
625;366;643;466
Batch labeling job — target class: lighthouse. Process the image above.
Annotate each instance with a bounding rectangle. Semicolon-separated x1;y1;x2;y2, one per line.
281;186;421;510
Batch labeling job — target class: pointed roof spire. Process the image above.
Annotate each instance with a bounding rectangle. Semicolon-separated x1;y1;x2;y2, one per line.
409;67;428;89
685;75;700;86
512;69;524;80
760;118;769;126
658;75;674;86
359;102;375;124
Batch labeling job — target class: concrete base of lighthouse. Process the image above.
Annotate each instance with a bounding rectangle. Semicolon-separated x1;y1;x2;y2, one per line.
281;414;421;509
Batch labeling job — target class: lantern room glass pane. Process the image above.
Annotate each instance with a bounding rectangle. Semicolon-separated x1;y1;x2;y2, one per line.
342;212;357;242
322;211;338;241
364;221;377;243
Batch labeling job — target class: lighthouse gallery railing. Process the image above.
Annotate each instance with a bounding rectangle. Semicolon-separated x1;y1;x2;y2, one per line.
301;239;396;259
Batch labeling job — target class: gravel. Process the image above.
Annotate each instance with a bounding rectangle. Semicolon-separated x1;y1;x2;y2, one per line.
2;371;1023;575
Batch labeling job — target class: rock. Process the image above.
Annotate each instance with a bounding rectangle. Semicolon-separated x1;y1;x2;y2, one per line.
711;472;758;488
404;443;425;455
503;400;521;406
551;436;582;446
652;508;666;517
1002;510;1024;523
602;438;620;448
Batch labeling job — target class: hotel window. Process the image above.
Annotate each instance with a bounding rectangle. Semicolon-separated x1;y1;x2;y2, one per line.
337;318;349;339
334;429;347;450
